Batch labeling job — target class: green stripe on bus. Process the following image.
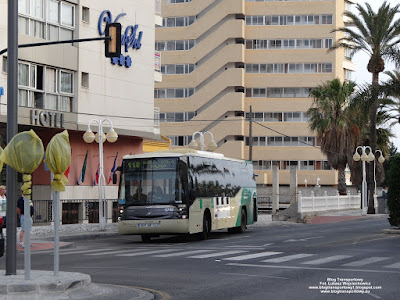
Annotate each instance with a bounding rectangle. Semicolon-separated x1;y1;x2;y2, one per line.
200;199;203;209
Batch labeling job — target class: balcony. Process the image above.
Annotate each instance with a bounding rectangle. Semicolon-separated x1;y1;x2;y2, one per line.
154;51;162;82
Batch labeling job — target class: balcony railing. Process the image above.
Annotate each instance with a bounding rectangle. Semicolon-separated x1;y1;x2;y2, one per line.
155;51;161;72
155;0;162;16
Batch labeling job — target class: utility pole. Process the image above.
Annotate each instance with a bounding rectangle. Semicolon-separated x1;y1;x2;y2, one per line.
249;105;253;162
6;0;18;275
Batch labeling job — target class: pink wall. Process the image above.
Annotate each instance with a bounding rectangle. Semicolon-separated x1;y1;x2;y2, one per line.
32;129;143;186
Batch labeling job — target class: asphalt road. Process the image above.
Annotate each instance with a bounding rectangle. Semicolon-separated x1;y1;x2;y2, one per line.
2;216;400;300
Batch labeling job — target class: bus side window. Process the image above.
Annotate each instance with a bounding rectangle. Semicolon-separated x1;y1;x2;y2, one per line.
226;198;229;205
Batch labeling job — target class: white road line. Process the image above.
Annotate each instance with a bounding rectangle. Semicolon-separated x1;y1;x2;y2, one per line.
153;250;214;257
117;249;183;257
384;262;400;269
85;248;151;256
59;248;117;255
225;245;265;249
342;257;390;267
223;251;282;261
301;255;351;265
188;250;247;259
226;263;400;274
261;253;315;263
219;272;288;280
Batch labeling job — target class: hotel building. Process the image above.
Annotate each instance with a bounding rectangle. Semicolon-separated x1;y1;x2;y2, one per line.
155;0;357;187
0;0;163;223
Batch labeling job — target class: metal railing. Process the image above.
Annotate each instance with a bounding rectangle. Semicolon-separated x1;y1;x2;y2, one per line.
32;199;119;225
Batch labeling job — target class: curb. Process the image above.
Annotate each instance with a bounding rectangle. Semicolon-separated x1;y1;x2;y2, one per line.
382;228;400;234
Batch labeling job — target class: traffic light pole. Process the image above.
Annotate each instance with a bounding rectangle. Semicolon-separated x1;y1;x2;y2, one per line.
6;0;18;276
0;36;111;56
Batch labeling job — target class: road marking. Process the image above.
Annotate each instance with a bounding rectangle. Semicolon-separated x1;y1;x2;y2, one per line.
153;250;214;257
384;262;400;269
117;249;183;257
59;248;116;255
261;253;315;263
283;236;324;243
219;272;288;280
85;248;151;256
189;250;247;259
301;255;351;265
225;245;265;249
223;251;282;261
226;263;400;274
342;257;390;267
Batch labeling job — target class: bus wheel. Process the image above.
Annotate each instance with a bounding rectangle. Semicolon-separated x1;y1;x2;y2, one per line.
141;234;151;243
200;214;211;240
237;209;247;233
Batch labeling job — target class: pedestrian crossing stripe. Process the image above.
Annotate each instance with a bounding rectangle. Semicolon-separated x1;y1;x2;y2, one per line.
262;253;315;263
189;250;247;259
301;255;351;265
223;251;282;261
342;257;390;267
117;248;183;257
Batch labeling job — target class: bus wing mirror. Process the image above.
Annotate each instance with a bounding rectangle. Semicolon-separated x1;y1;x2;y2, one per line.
189;189;196;202
113;173;118;184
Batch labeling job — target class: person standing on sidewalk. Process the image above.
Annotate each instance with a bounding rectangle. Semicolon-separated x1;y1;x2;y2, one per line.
0;186;6;229
17;195;34;248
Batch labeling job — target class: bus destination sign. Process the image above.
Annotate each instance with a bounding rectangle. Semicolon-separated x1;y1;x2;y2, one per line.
125;158;176;172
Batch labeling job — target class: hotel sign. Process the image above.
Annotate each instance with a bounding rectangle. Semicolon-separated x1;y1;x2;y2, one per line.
31;110;65;128
98;10;144;68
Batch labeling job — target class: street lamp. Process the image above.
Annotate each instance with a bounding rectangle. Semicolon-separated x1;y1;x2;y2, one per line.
83;119;118;231
373;150;385;205
188;131;217;151
353;146;374;215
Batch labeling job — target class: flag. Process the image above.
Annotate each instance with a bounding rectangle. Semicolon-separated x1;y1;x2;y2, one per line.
77;151;88;185
64;149;72;179
64;164;70;179
108;153;118;184
93;164;100;186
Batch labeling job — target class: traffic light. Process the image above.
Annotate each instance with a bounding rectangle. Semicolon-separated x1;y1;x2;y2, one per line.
105;23;121;58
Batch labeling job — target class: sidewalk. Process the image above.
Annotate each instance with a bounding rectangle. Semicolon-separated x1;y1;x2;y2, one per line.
306;209;388;224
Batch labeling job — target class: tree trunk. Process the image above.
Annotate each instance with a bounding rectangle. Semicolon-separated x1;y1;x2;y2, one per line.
368;72;379;214
337;165;347;195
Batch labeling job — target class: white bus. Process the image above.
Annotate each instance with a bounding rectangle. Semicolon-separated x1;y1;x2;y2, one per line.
117;149;257;242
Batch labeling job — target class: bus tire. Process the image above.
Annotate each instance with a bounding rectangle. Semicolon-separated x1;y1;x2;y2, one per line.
200;213;211;240
141;234;151;243
237;209;247;233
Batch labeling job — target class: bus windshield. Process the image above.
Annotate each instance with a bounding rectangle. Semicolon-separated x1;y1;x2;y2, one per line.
123;157;182;206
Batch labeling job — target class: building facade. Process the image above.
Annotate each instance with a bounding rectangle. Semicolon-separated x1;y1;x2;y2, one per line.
0;0;162;223
155;0;357;187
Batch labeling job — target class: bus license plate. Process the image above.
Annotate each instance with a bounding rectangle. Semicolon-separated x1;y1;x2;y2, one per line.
138;223;160;228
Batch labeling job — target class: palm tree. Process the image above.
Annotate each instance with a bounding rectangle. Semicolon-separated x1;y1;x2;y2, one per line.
330;1;400;213
308;79;360;195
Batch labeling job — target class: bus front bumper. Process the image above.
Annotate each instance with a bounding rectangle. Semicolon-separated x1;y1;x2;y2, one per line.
118;219;190;235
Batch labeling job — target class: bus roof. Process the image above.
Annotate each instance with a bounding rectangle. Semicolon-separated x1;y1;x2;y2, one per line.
123;148;249;164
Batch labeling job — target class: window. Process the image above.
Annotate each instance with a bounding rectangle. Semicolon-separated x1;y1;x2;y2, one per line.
81;72;89;88
17;62;74;111
60;71;73;94
18;0;74;41
2;57;7;73
82;6;90;23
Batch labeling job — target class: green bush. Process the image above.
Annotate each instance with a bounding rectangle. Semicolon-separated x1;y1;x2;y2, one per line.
388;154;400;227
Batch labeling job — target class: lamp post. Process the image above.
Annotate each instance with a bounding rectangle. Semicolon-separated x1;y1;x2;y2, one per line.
353;146;375;215
188;131;218;151
373;150;385;205
83;119;118;231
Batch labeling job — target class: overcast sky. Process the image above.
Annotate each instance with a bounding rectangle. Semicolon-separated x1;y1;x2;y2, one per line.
352;0;399;150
